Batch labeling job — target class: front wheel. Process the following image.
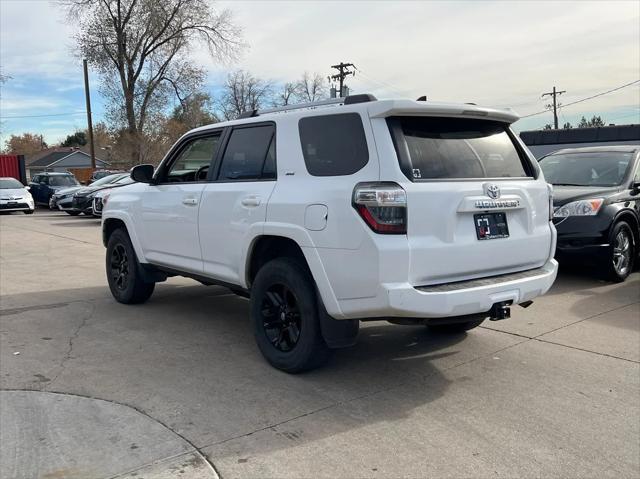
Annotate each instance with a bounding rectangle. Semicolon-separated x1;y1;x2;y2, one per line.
23;210;34;215
65;211;81;216
605;221;635;282
250;258;331;373
106;228;155;304
427;318;485;333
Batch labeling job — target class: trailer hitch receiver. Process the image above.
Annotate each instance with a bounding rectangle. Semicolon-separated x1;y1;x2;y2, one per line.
489;301;511;321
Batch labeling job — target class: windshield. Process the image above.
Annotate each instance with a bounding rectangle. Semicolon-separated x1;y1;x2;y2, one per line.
540;152;632;187
91;173;126;186
49;176;78;187
114;175;134;185
0;178;24;189
388;117;530;180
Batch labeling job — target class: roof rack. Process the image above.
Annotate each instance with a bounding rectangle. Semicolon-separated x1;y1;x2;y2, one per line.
238;93;377;119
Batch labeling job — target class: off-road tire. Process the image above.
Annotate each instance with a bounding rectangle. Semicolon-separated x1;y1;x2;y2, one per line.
106;228;155;304
251;258;331;373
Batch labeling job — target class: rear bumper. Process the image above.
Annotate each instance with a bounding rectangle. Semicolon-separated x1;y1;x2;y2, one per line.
340;259;558;319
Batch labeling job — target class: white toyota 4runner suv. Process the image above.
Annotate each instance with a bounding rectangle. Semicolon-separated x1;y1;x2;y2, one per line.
102;94;558;372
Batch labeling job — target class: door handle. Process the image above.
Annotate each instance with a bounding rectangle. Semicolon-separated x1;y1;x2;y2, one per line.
182;197;198;206
241;196;261;207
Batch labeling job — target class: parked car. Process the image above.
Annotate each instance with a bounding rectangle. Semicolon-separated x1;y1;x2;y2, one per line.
49;185;84;213
53;173;126;215
0;177;34;214
71;173;130;214
539;146;640;282
102;94;558;372
89;169;126;184
91;175;135;217
29;172;79;206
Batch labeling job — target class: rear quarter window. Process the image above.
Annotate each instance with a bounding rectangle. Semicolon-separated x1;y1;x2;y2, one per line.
298;113;368;176
388;117;532;180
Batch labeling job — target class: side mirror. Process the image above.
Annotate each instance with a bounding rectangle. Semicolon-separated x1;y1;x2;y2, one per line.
631;181;640;193
25;186;30;191
131;164;155;184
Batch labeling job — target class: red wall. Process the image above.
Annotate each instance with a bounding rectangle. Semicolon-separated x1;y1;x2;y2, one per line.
0;155;26;184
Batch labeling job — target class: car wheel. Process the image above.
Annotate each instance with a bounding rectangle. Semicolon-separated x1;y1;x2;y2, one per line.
251;258;331;373
605;221;635;282
106;228;155;304
65;211;81;216
23;210;34;215
427;318;485;333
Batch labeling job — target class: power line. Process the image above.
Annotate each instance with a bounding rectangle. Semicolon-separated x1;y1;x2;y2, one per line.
0;111;87;119
353;67;408;97
522;80;640;118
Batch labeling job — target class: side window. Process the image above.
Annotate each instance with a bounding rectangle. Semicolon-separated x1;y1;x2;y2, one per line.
31;175;40;183
164;135;220;183
217;125;276;181
40;176;49;185
634;162;640;182
298;113;369;176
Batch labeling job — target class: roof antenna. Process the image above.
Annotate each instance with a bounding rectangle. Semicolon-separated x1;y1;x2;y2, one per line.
416;96;427;101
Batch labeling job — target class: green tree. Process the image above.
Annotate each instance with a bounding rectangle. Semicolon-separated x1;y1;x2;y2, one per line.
61;131;87;147
578;115;606;128
562;122;573;129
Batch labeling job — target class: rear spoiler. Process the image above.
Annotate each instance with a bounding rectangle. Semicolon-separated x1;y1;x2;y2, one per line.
367;100;519;124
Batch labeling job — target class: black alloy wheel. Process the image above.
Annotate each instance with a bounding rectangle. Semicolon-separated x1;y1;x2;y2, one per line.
250;258;331;372
110;243;130;292
260;283;302;352
105;228;155;304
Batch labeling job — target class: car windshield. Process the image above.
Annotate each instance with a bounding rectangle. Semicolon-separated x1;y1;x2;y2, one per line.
0;178;24;189
92;174;125;186
540;152;633;187
49;176;78;186
114;175;134;185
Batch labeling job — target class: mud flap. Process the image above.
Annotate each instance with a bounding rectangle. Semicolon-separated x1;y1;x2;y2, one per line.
317;293;359;349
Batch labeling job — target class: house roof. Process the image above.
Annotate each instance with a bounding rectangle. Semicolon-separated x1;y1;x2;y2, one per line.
28;150;105;168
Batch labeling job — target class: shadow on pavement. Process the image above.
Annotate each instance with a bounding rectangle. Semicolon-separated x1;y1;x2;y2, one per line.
0;282;468;457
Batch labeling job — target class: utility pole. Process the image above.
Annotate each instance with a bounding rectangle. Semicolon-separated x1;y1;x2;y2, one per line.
541;86;566;129
83;59;96;169
330;62;356;97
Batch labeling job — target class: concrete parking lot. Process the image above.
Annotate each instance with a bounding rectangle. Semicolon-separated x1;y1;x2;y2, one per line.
1;209;639;479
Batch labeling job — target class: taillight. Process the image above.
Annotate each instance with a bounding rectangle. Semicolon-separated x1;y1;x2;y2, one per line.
547;183;554;221
353;183;407;234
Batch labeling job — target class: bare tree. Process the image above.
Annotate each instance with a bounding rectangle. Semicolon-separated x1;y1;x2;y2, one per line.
61;0;242;165
219;70;272;120
295;72;327;103
273;82;299;107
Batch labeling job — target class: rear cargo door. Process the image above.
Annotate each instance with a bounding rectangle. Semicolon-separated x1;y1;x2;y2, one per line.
387;116;552;286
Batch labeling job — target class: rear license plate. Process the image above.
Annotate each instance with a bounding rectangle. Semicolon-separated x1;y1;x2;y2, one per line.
474;212;509;240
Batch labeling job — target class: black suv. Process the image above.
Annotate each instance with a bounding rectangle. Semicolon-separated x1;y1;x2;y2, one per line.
540;146;640;282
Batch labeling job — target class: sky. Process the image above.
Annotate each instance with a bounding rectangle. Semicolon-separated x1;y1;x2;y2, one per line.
1;0;639;146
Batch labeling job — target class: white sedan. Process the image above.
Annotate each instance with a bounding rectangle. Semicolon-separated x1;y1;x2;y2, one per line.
0;177;35;214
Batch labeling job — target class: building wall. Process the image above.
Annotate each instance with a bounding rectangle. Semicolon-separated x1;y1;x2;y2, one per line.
528;140;640;159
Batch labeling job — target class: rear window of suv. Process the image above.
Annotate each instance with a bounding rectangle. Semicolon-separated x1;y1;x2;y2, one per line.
299;113;368;176
387;117;531;180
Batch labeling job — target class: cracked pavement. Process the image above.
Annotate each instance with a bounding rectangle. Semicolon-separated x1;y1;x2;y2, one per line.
1;210;639;478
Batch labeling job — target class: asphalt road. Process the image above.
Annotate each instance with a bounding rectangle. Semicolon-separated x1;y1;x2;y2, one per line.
1;210;639;479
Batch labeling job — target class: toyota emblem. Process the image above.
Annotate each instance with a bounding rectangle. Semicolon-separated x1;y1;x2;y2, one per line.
485;184;500;199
